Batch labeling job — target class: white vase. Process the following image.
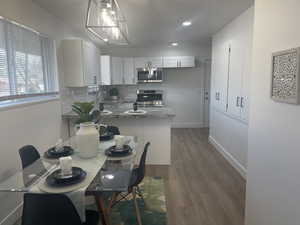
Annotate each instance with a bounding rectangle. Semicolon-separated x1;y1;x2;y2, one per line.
75;122;99;159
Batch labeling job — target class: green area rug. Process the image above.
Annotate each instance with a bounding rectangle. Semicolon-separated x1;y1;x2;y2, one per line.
110;176;167;225
14;177;167;225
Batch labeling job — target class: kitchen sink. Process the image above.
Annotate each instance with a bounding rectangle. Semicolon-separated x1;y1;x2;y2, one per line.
123;109;147;115
101;110;113;115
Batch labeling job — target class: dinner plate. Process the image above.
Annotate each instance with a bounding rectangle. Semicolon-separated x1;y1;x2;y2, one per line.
46;167;86;187
105;145;133;157
44;146;74;159
100;131;114;141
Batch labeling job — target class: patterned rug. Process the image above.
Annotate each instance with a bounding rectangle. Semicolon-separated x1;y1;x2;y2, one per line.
14;176;167;225
110;176;167;225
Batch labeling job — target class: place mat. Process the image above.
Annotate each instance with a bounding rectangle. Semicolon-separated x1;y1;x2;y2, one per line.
38;169;93;193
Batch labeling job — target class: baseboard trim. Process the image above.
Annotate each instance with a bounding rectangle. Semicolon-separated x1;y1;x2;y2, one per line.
0;202;23;225
208;136;247;179
171;122;204;128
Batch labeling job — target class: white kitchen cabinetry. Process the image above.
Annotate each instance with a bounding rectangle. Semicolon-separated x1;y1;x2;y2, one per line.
163;56;195;68
211;8;253;122
100;55;112;85
101;56;136;85
62;39;100;87
111;57;124;85
123;57;136;84
134;57;163;69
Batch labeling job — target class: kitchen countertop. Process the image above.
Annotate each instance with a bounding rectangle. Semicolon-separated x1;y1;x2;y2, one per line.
62;106;176;119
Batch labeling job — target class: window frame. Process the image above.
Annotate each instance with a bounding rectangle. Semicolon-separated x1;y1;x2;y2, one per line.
0;16;59;102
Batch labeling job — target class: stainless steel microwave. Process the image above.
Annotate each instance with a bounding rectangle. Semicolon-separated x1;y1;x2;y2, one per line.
137;68;163;83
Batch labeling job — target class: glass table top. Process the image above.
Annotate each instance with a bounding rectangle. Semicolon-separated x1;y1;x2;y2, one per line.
0;136;137;194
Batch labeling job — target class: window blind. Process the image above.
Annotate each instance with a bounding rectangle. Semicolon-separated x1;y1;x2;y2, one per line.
0;17;58;100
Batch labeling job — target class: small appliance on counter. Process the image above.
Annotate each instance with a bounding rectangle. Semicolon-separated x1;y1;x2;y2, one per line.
136;90;164;107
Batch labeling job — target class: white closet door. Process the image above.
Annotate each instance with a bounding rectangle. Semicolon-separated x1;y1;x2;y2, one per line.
211;38;230;113
227;40;243;118
111;57;124;85
240;12;254;123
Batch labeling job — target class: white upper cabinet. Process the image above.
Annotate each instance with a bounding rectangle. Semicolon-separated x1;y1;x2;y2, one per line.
163;56;195;68
62;39;100;87
100;55;112;85
82;41;100;86
111;57;124;85
179;56;195;68
101;56;136;85
134;57;163;69
123;57;135;84
148;57;163;68
163;57;180;68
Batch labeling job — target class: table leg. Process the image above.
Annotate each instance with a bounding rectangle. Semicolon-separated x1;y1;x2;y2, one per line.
94;195;111;225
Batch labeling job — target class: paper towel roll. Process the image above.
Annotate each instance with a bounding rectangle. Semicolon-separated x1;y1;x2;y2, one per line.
59;156;72;176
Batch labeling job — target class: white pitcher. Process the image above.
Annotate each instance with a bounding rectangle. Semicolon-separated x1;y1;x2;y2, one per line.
75;122;99;159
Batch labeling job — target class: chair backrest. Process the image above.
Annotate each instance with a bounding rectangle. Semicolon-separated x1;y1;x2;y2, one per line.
19;145;40;169
22;193;82;225
135;142;150;186
107;126;120;135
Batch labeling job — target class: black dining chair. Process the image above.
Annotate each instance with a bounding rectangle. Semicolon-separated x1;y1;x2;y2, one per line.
111;142;151;225
22;193;99;225
18;145;41;169
106;125;120;135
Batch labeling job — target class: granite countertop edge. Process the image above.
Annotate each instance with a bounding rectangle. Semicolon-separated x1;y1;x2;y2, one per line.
62;108;176;119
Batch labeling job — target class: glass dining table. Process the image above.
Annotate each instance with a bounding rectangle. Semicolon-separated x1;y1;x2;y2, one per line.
0;135;138;225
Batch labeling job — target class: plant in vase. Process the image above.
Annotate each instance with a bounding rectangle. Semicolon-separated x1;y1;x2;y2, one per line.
109;87;119;100
71;101;100;158
71;101;99;124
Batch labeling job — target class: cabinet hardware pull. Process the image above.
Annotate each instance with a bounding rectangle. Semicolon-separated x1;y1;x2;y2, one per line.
240;97;244;108
236;96;240;107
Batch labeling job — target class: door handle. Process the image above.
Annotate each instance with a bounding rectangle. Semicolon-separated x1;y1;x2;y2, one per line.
240;97;244;108
236;96;240;107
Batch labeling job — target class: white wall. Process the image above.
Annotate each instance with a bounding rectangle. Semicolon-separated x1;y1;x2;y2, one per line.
0;0;86;224
102;43;212;128
209;7;254;178
246;1;300;225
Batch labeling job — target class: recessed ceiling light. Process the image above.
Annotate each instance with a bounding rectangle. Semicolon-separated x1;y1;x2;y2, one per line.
171;42;178;46
103;38;109;42
182;21;192;26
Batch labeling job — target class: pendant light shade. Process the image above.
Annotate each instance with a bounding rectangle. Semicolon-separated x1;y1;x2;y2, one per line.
86;0;129;45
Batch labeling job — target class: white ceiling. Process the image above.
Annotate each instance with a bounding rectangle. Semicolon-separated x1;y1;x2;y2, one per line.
34;0;253;47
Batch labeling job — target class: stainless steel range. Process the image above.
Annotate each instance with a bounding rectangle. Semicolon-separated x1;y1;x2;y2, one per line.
136;90;164;107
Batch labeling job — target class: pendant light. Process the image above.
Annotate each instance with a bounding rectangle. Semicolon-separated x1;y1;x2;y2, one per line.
86;0;129;45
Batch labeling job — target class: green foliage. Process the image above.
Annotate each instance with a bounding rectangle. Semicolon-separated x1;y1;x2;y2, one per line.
71;101;99;124
109;87;119;96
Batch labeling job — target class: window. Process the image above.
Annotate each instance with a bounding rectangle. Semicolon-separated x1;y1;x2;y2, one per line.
0;17;58;101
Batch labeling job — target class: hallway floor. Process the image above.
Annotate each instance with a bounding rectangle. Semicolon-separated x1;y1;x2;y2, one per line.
147;128;246;225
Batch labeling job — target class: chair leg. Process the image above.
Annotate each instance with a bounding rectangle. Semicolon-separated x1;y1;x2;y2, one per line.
133;187;143;225
94;195;111;225
136;186;147;209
